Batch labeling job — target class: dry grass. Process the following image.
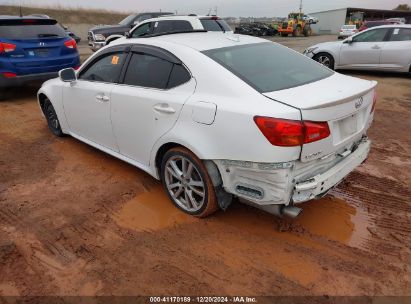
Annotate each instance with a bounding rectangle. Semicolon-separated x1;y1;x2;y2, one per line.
0;4;129;25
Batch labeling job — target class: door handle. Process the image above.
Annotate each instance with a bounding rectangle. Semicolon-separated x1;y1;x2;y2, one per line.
153;103;176;114
371;45;381;50
95;94;110;102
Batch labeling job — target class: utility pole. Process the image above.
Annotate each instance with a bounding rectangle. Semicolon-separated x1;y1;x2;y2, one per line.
299;0;303;14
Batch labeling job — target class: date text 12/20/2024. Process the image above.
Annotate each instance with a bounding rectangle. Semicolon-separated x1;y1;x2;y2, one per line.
149;296;257;303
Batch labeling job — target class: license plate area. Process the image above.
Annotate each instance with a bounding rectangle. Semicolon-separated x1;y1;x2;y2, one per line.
332;110;366;145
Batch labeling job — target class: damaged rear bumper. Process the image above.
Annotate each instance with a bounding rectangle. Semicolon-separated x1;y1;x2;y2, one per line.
212;138;371;211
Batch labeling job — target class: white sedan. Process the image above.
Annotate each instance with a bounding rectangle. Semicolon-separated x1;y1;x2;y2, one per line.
38;32;376;218
304;24;411;72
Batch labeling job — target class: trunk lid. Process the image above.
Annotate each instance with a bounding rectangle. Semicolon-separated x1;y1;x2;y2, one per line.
263;73;377;162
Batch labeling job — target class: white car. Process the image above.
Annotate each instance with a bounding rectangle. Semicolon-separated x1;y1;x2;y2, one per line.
38;32;376;219
304;24;411;72
338;25;358;39
105;15;232;45
302;15;319;24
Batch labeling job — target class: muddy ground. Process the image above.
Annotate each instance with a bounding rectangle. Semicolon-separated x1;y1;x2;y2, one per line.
0;35;410;298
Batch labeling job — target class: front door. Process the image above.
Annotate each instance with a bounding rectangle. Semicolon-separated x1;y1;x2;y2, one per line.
339;28;390;69
62;51;127;151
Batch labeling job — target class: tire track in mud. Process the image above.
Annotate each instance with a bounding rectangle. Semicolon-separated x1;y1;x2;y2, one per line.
332;171;411;261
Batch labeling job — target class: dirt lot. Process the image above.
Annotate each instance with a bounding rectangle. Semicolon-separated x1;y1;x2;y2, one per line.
0;35;410;298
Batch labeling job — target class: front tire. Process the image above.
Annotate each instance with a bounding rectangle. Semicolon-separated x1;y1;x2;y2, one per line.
313;52;335;70
43;99;64;137
160;147;219;218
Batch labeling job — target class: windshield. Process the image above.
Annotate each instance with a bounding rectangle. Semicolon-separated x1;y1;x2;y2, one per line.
0;24;67;39
203;42;334;93
119;14;137;25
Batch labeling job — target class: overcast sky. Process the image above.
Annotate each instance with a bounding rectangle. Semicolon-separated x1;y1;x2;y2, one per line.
2;0;411;17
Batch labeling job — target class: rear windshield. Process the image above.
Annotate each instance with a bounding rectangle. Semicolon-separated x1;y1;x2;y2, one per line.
203;42;334;93
200;19;231;32
342;25;356;29
0;24;67;39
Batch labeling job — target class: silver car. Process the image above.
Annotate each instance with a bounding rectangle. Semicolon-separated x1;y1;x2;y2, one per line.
304;24;411;72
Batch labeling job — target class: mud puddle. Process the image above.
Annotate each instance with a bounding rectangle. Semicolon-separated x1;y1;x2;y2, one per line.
296;196;374;248
113;186;196;232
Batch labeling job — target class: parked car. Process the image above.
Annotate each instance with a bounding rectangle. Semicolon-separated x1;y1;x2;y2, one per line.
106;15;232;44
303;24;411;73
234;23;277;36
359;20;400;32
88;12;173;51
38;32;376;219
338;24;358;39
0;16;80;88
60;24;81;43
302;15;319;24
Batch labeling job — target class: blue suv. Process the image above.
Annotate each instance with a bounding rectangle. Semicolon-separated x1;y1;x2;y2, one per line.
0;16;80;88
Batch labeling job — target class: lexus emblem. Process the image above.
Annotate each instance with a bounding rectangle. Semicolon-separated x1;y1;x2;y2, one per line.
355;96;363;109
39;42;46;46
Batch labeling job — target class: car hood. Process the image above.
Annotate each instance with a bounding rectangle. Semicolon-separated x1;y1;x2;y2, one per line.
89;24;129;34
310;41;343;50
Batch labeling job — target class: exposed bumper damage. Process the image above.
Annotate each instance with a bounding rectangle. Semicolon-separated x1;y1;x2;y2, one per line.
213;137;371;214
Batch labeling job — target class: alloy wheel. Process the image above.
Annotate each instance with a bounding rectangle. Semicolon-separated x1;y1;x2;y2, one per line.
317;55;331;67
164;155;205;213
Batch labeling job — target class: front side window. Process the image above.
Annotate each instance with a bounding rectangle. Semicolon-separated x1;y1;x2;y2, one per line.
153;20;193;34
390;28;411;41
131;22;152;38
203;42;333;93
353;28;390;42
79;52;125;83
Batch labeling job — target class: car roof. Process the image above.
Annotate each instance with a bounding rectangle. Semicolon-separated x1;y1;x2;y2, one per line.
366;24;411;29
121;31;264;52
141;15;224;23
0;15;51;20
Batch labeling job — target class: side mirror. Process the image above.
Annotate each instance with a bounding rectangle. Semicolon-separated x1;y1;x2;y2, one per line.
59;68;77;83
344;37;353;44
125;31;131;38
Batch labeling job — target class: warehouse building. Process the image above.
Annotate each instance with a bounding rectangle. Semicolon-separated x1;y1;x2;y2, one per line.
308;7;411;34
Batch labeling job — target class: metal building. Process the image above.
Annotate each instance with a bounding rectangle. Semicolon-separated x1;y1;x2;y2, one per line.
308;7;411;35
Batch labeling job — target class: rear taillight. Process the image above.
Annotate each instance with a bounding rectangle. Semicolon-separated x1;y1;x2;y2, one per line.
371;91;377;113
64;38;77;49
0;42;17;53
73;65;81;70
2;72;17;78
254;116;330;147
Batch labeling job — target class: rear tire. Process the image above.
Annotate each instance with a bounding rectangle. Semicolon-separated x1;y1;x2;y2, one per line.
160;147;219;218
313;52;335;70
43;99;64;137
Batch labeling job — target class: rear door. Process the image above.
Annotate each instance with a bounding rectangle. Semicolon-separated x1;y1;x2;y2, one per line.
380;27;411;71
110;45;195;166
0;18;78;75
339;27;390;69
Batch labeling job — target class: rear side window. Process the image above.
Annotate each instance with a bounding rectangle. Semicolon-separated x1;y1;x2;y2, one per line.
124;53;173;89
390;28;411;41
123;53;191;89
79;52;126;83
153;20;193;34
168;64;191;88
0;24;67;39
200;19;231;32
203;42;333;93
